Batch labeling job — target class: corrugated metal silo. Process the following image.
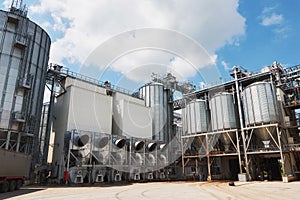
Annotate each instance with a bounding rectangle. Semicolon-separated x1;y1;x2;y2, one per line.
242;82;278;147
209;93;238;149
0;7;50;164
184;99;210;135
210;93;238;131
243;82;278;126
139;83;173;142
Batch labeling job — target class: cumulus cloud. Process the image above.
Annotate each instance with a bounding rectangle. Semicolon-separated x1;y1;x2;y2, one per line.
28;0;245;82
110;50;171;82
260;5;283;27
260;5;288;39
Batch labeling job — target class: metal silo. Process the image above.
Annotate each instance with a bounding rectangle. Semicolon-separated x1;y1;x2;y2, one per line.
184;99;210;135
210;93;238;150
243;82;278;126
210;93;238;131
139;83;173;142
0;6;50;177
242;82;278;147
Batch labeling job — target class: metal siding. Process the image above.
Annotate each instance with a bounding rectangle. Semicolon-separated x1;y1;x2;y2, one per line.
6;21;16;31
35;26;42;44
67;82;113;134
139;83;171;141
0;9;50;158
210;93;238;131
120;98;152;138
184;100;209;135
12;46;22;58
242;82;278;125
2;32;14;54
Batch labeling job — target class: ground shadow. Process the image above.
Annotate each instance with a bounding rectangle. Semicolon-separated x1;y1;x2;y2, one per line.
0;188;45;199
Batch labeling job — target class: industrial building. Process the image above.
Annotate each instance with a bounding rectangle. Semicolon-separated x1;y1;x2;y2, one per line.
180;63;300;182
42;62;300;184
48;67;180;183
1;1;300;191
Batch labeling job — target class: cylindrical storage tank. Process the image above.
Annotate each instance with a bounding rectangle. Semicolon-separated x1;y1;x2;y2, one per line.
139;83;173;141
184;100;210;135
0;8;50;180
242;82;278;146
242;82;278;126
210;93;238;131
0;8;51;150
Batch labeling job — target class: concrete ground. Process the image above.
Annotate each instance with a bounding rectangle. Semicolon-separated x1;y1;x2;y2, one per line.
0;181;299;200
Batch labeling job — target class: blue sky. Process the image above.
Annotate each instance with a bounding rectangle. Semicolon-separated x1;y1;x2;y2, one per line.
217;0;300;76
2;0;300;91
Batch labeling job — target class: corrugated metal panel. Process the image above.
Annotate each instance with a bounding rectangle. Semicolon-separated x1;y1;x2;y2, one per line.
210;93;238;131
243;82;278;125
112;92;151;137
0;10;50;134
67;82;113;133
184;100;210;135
139;83;172;141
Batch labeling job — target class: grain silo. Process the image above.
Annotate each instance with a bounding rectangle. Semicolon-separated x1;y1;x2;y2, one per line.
183;99;210;135
0;4;51;179
139;83;173;142
242;82;278;148
210;92;238;151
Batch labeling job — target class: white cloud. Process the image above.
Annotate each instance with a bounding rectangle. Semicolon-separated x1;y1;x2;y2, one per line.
51;13;67;32
221;61;231;71
28;0;245;82
260;6;288;39
110;50;171;82
261;13;283;26
262;5;278;14
168;57;199;81
2;0;11;9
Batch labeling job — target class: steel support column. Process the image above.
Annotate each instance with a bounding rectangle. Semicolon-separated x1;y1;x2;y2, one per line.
276;125;286;176
206;134;211;181
5;130;11;150
236;130;242;173
233;66;250;180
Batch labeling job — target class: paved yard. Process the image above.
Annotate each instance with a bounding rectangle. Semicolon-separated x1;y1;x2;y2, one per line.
0;181;299;200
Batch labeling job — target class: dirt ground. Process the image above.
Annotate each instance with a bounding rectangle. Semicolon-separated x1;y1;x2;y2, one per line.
0;181;299;200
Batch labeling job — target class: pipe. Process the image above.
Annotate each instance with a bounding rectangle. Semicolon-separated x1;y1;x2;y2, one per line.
148;153;156;165
42;76;55;165
74;134;89;147
134;141;144;151
147;142;157;152
95;136;109;148
113;138;126;148
135;153;143;165
233;66;250;180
